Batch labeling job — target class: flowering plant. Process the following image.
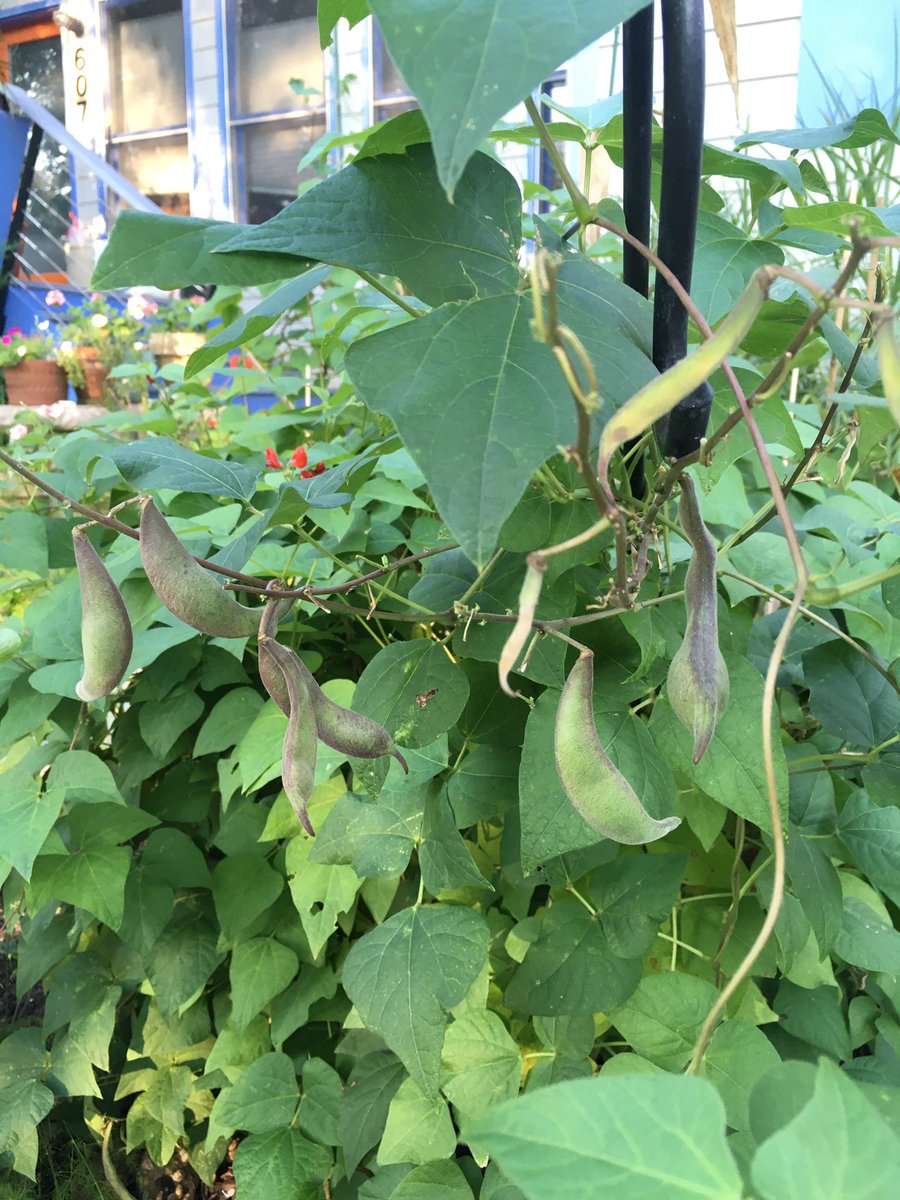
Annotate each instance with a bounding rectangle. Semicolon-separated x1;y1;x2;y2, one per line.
0;329;55;369
264;444;327;479
143;291;207;334
64;212;107;248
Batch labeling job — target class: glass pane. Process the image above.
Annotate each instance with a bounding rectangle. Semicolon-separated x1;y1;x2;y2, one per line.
373;24;410;101
8;36;69;274
115;135;191;214
108;0;187;134
235;0;323;116
241;115;326;223
374;97;418;124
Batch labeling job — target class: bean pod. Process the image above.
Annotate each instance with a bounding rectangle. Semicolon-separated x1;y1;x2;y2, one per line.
73;526;133;702
259;636;318;835
666;474;729;763
139;498;259;638
555;650;681;844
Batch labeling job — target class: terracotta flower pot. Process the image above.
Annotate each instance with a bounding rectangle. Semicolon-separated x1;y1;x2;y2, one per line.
2;360;68;407
74;346;110;402
149;331;205;367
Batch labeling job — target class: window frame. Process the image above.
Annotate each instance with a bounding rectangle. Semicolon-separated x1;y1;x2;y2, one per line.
371;20;415;124
225;0;327;224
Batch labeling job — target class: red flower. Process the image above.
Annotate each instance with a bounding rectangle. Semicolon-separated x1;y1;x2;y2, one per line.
207;417;218;429
300;461;326;480
228;353;240;368
244;356;254;369
265;447;283;469
290;446;308;470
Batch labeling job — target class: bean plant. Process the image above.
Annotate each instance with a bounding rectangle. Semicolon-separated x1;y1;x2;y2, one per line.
1;3;899;1198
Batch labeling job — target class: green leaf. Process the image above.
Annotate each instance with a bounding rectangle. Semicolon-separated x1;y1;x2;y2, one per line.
785;830;843;955
370;0;651;196
772;981;851;1061
343;905;489;1097
691;211;785;324
0;768;64;880
195;688;265;755
147;908;224;1016
390;1161;476;1200
419;783;492;893
286;835;360;957
93;211;310;289
139;690;205;758
378;1075;457;1165
346;258;654;565
469;1073;742;1200
505;894;641;1016
217;146;521;306
750;1058;900;1200
352;641;470;750
837;791;900;907
125;1064;192;1165
610;974;719;1071
834;898;900;974
447;745;520;826
803;642;900;749
699;1020;781;1132
297;1057;342;1146
207;1052;299;1146
29;845;130;929
310;788;424;877
232;1128;332;1200
0;511;49;576
0;1076;54;1180
589;852;688;958
649;655;789;833
185;266;331;377
781;201;896;239
441;1010;522;1120
212;856;284;942
737;108;900;151
103;437;261;500
230;938;299;1031
318;0;370;49
340;1050;406;1174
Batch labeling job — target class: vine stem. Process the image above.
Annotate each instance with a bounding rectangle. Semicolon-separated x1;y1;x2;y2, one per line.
356;270;422;318
101;1120;138;1200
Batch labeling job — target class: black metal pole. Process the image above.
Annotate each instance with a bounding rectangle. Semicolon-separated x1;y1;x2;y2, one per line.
653;0;711;459
621;3;655;497
0;121;43;335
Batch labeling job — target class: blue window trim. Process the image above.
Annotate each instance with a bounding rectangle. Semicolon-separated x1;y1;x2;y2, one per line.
212;0;232;212
0;1;58;24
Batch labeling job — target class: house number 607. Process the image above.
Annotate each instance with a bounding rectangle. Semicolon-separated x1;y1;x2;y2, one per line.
74;45;87;119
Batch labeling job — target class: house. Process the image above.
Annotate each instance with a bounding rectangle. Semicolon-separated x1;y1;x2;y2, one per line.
0;0;892;301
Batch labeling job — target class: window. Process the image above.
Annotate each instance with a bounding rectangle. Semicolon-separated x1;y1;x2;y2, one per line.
231;0;326;223
106;0;190;213
372;22;416;123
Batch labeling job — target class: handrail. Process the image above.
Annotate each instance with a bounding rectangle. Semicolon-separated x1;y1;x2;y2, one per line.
1;81;162;215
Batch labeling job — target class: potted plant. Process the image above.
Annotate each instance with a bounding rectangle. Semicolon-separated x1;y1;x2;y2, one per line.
54;296;147;405
140;291;209;365
0;327;68;407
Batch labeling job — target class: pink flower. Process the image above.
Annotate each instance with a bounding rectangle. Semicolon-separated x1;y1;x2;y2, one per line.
144;299;158;315
8;423;28;442
8;328;22;336
1;336;10;346
45;290;65;307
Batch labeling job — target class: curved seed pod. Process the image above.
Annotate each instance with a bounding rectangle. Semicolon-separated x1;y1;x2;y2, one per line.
257;591;296;714
555;651;681;845
73;526;133;701
666;475;729;763
260;636;407;773
260;637;317;836
498;555;546;697
139;498;259;638
875;312;900;427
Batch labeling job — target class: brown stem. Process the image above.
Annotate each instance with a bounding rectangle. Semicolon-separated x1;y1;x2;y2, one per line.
712;816;746;987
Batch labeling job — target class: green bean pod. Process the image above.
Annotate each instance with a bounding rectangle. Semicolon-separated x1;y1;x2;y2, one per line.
259;633;407;773
259;636;318;836
555;651;681;844
498;555;546;697
666;475;729;763
73;526;133;702
875;313;900;426
139;498;259;638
